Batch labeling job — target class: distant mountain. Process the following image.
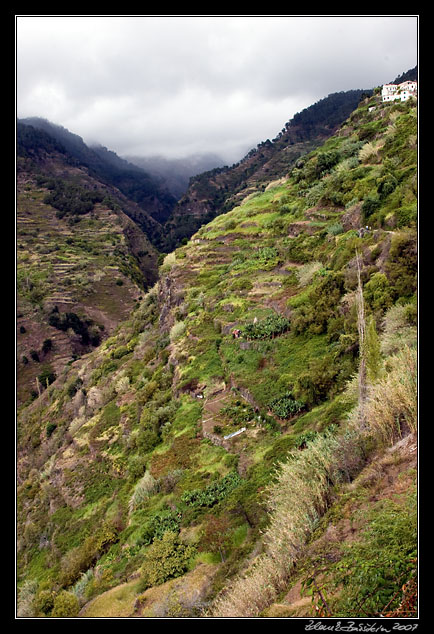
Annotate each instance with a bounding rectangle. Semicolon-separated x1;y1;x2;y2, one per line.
160;89;372;251
390;65;417;84
125;153;226;200
18;117;178;237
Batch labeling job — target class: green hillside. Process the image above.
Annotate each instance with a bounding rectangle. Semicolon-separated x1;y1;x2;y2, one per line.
16;90;417;619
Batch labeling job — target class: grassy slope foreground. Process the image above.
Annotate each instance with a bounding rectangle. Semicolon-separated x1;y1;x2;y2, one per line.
16;92;417;619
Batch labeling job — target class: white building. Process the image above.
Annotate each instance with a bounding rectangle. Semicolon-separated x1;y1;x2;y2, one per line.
382;80;417;103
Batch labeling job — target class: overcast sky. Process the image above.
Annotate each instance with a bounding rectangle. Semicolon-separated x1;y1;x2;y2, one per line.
16;15;418;164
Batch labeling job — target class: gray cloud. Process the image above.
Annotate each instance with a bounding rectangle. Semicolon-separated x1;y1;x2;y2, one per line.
16;15;418;163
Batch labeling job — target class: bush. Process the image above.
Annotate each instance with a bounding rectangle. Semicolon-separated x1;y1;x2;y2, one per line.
59;524;118;586
38;365;56;388
241;313;290;340
138;509;182;546
296;261;323;287
51;591;80;618
181;472;242;508
330;488;417;617
170;320;186;343
42;338;53;353
363;272;394;313
293;355;341;407
138;532;196;591
385;230;417;298
46;423;57;437
362;195;380;219
34;588;56;615
269;392;305;418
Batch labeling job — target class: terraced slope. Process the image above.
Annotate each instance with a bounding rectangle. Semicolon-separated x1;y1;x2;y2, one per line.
17;150;159;405
16;93;417;619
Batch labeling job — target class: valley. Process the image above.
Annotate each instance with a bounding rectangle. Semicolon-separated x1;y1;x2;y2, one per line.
16;74;418;620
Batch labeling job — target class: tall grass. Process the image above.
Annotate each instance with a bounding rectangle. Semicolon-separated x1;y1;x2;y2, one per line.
296;261;323;287
209;344;417;618
209;431;347;617
364;345;417;445
128;472;159;514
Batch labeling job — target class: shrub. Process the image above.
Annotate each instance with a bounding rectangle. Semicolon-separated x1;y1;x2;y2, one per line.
17;580;38;618
293;355;341;407
170;320;186;343
362;195;380;219
34;588;56;615
46;423;57;437
269;392;305;418
30;349;40;362
385;230;417;298
71;568;94;606
127;454;147;481
38;365;56;388
42;338;53;353
138;509;182;546
326;222;344;236
380;303;417;356
138;532;196;591
51;591;80;618
241;313;290;340
363;272;394;313
181;472;242;508
59;524;118;586
329;488;417;617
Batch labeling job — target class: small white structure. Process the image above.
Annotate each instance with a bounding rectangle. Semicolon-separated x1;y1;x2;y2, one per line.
382;80;417;103
224;427;246;440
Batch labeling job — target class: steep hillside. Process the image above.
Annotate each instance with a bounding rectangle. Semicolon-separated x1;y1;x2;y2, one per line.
17;124;160;406
16;91;417;619
18;118;177;246
161;89;371;250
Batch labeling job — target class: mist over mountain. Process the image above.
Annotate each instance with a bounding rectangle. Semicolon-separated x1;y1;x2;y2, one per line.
125;153;226;200
18;117;178;232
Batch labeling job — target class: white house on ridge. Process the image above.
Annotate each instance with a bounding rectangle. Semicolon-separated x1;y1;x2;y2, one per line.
382;80;417;103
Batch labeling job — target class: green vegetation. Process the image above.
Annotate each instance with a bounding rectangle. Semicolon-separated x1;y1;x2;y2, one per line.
327;488;417;617
17;88;417;619
241;313;291;340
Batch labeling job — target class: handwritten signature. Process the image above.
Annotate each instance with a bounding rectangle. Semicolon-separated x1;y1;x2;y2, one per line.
305;621;418;633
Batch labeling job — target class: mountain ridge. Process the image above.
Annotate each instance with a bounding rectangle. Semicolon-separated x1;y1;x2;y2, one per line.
17;78;417;619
